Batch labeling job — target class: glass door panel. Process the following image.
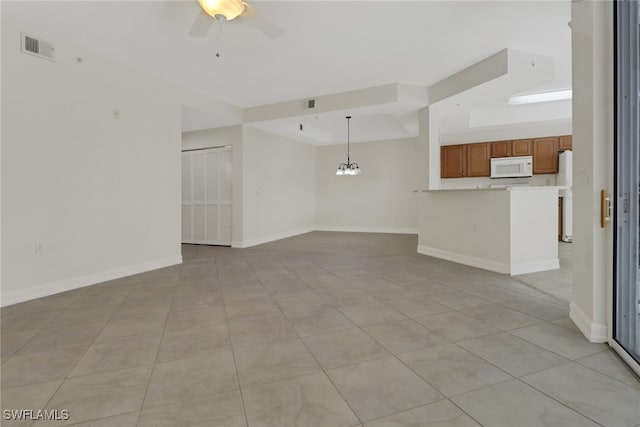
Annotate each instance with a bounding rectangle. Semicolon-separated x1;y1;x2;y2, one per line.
614;0;640;370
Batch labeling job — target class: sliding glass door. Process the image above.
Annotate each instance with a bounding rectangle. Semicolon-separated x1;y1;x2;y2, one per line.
613;0;640;372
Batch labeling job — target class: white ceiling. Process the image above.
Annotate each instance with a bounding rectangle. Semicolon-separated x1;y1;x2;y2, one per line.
251;109;418;145
2;0;572;142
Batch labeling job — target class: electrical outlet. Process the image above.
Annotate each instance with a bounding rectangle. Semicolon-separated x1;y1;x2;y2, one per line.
112;109;120;119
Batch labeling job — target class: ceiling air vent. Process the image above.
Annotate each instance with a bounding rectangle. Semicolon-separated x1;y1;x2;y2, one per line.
307;99;316;109
21;33;55;61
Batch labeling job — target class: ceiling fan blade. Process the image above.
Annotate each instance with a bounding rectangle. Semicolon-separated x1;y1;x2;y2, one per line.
189;9;214;37
241;3;285;40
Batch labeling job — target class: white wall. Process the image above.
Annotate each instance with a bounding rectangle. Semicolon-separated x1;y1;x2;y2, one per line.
569;0;613;343
316;138;419;233
181;126;244;244
182;125;242;151
1;24;183;305
418;188;559;275
419;190;511;272
440;121;572;146
510;188;559;273
241;126;316;247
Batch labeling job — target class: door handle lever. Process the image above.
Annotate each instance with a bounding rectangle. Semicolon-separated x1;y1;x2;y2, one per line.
601;190;611;228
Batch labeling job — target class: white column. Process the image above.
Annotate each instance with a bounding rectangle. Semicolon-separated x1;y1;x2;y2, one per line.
417;105;440;254
569;0;614;343
417;105;440;190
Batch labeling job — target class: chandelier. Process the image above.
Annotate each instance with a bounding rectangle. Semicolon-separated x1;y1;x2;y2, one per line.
336;116;361;176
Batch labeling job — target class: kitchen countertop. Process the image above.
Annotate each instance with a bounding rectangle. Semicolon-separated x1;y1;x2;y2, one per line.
423;185;569;192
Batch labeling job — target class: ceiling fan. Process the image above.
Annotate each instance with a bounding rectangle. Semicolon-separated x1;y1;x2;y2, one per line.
189;0;284;40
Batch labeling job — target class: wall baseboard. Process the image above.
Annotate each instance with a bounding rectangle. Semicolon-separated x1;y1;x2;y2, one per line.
235;227;315;249
570;302;608;343
510;259;560;275
315;226;418;234
417;245;510;274
1;255;183;307
417;246;559;276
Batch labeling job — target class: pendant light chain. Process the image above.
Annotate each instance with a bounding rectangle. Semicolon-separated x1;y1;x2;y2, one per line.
347;115;351;165
216;16;223;58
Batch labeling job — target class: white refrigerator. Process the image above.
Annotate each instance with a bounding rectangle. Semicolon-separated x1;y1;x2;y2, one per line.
557;150;573;242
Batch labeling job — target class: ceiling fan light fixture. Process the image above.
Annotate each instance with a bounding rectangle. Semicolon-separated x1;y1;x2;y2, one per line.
198;0;246;21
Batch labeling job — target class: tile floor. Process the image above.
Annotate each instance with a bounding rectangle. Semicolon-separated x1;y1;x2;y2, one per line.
514;241;573;303
1;232;639;426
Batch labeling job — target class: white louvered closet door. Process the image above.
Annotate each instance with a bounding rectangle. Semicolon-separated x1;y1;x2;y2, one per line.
182;147;233;246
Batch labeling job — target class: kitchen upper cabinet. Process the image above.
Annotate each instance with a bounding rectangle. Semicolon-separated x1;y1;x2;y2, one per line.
533;137;559;174
558;135;573;151
467;142;491;177
512;139;533;156
491;140;512;158
440;134;570;179
441;145;466;178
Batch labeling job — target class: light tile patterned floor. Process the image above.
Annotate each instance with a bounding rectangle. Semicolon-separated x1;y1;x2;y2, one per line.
1;232;639;426
514;241;573;303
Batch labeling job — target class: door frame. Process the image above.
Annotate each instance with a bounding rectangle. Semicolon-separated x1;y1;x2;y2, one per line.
609;0;640;377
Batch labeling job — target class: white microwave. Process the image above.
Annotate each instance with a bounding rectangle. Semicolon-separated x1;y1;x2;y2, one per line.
490;156;533;178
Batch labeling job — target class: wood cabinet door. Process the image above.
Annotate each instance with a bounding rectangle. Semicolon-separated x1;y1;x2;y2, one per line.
441;145;466;178
512;139;533;156
558;135;573;151
466;142;491;177
533;137;559;174
491;140;511;158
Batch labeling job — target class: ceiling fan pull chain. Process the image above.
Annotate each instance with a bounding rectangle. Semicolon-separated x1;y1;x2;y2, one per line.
216;16;223;57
